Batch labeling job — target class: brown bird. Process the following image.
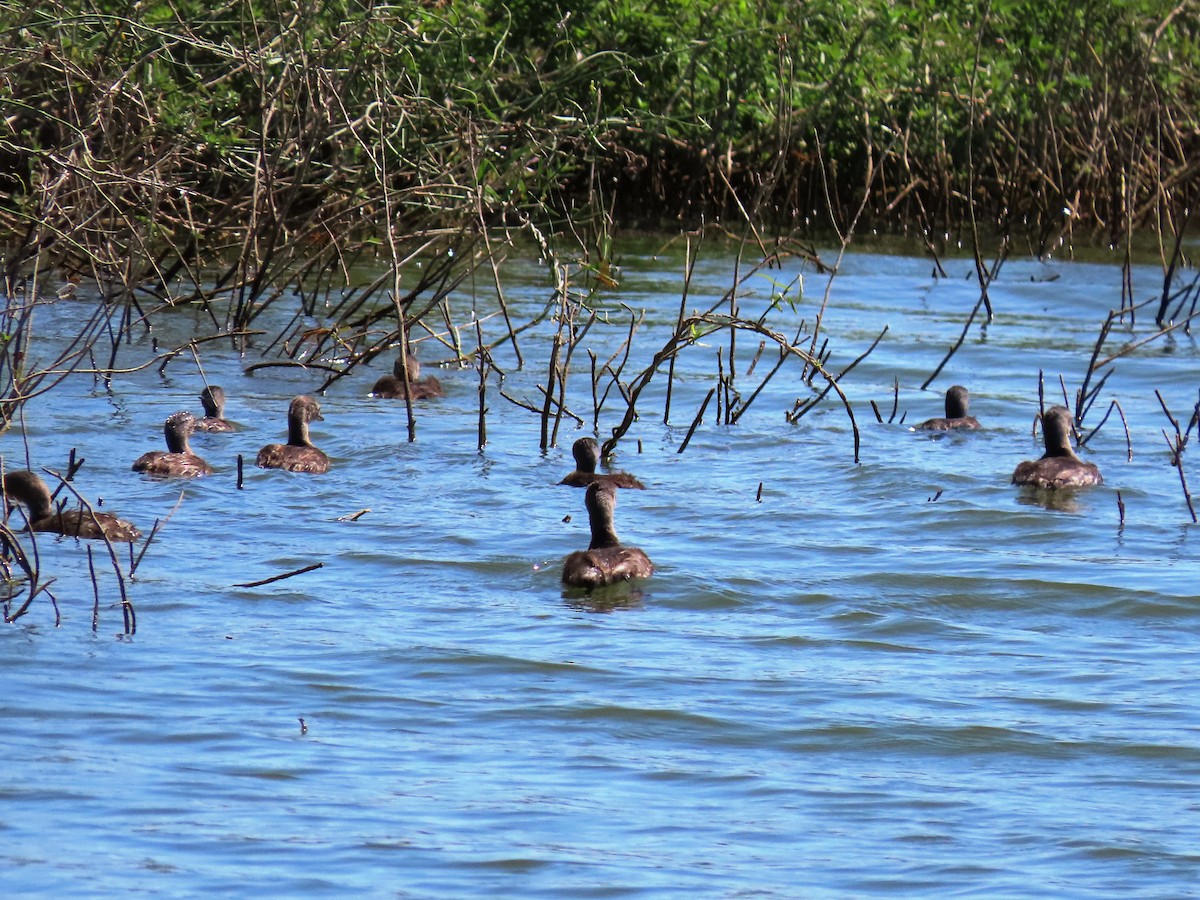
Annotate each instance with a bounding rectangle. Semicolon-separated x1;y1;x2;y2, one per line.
562;481;654;589
913;385;980;431
256;395;330;474
1012;405;1102;489
3;470;140;542
132;412;213;478
370;353;444;400
559;437;645;489
193;385;235;433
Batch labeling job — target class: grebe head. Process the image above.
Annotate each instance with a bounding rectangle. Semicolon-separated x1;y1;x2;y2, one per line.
199;385;226;418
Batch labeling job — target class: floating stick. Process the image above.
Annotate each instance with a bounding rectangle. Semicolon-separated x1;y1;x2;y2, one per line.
235;562;323;588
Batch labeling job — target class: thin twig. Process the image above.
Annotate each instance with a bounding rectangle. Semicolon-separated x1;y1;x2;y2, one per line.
234;562;323;589
678;388;715;455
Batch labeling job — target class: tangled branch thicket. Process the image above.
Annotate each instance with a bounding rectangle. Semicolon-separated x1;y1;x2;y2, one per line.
3;2;1198;287
1;1;1199;620
0;0;1196;444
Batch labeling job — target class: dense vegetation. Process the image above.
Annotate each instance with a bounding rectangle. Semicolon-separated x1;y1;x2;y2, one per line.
2;0;1198;276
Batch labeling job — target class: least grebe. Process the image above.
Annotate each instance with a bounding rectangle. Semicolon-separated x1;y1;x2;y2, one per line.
562;481;654;588
2;470;141;541
370;353;444;400
132;412;213;478
560;437;645;489
194;385;235;433
913;385;980;431
1011;405;1102;489
256;395;330;474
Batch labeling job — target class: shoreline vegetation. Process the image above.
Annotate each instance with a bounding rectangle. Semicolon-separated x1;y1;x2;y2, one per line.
3;2;1197;257
2;1;1200;624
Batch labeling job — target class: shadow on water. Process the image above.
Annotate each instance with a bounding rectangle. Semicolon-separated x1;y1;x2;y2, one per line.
1013;485;1099;514
561;583;647;614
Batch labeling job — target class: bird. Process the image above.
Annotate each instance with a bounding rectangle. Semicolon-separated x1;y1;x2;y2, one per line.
559;437;645;489
913;385;980;431
1012;405;1102;489
193;385;235;433
132;412;213;477
370;352;444;400
256;395;330;474
2;470;140;541
562;481;654;589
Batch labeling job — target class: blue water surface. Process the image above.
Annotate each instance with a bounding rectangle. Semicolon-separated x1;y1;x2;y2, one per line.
2;240;1199;897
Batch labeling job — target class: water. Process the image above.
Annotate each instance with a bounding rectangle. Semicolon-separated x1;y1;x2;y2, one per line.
3;242;1199;897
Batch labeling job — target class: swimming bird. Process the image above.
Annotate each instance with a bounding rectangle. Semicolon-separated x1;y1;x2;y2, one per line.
2;470;141;541
559;437;645;489
913;385;980;431
562;481;654;589
370;353;444;400
256;395;329;474
132;412;213;477
1011;405;1102;489
194;385;235;433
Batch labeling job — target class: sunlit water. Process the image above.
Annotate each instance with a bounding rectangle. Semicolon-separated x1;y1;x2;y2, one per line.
3;241;1199;897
